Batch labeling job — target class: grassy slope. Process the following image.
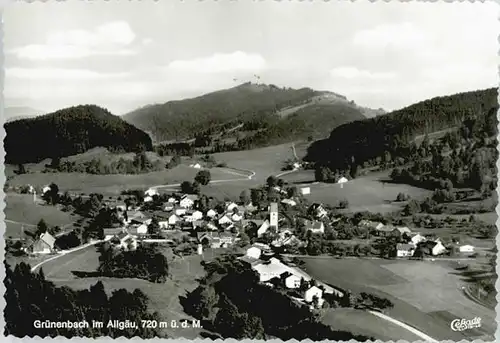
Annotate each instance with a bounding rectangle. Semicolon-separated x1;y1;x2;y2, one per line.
300;257;496;341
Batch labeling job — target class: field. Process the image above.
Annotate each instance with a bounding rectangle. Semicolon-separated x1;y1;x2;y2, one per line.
7;165;244;196
321;308;423;341
300;257;497;341
5;193;77;238
212;143;304;182
31;244;208;339
281;170;432;212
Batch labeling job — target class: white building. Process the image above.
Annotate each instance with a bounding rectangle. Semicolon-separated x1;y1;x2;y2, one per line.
190;163;202;169
144;196;153;203
218;214;233;225
179;195;197;208
257;220;270;237
269;202;278;229
300;187;311;195
42;185;51;194
168;214;181;226
304;286;323;303
175;208;187;216
231;213;243;222
226;202;238;212
246;246;262;259
206;209;217;218
144;188;158;197
459;245;475;253
281;199;297;207
168;197;177;204
252;258;290;282
191;210;204;220
285;274;302;289
158;221;170;229
410;233;426;245
432;240;447;256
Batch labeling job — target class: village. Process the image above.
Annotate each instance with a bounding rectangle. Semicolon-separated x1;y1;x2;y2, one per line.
12;173;480;313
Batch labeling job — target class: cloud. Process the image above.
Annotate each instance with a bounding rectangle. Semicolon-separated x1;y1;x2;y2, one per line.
167;51;267;74
330;66;396;80
6;67;130;80
352;22;428;50
9;21;137;60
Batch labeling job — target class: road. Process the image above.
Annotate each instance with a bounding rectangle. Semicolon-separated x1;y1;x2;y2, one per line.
368;311;439;343
150;167;256;191
30;239;105;273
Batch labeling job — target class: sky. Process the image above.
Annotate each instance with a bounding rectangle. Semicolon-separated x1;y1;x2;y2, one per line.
3;1;500;116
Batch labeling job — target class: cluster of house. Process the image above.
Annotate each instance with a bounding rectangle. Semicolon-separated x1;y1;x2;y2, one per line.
238;243;343;309
358;220;475;257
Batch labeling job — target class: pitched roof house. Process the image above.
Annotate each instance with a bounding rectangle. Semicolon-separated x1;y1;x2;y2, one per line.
180;194;198;208
304;220;325;234
30;232;56;254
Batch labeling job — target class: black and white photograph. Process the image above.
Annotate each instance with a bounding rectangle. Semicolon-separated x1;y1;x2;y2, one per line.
2;1;499;341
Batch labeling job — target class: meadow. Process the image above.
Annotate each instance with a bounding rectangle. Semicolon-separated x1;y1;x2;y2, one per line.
5;193;77;238
299;257;496;341
7;165;243;196
281;170;432;212
212;142;303;182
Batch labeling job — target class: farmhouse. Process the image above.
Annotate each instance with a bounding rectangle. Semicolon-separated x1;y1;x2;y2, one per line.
226;202;238;212
395;227;412;235
309;203;328;219
285;274;302;289
304;285;324;305
252;257;291;282
111;231;138;251
144;196;153;203
175;208;187;216
190;163;202;169
198;232;235;248
246;246;262;259
206;209;217;218
29;232;56;254
304;220;325;234
409;233;426;245
158;221;170;230
231;213;243;222
168;214;181;225
300;187;310;195
432;239;447;256
396;243;415;257
144;188;159;197
167;197;177;204
164;204;174;211
180;194;198;208
218;214;233;225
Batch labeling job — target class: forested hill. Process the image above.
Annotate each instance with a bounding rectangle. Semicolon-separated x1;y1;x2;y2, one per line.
5;105;153;164
123;82;371;142
305;87;498;170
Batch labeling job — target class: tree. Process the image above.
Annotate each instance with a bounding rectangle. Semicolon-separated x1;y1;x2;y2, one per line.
36;219;48;237
195;170;211;186
181;181;193;194
148;218;161;236
16;164;26;175
266;175;278;188
239;189;251;205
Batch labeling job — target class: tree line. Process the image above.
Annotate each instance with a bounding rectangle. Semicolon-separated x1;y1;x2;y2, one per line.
4;262;162;338
306;88;498;176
